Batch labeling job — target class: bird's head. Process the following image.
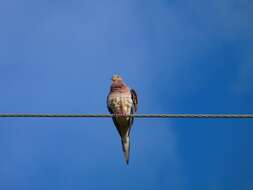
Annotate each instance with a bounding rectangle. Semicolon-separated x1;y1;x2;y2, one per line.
111;75;123;82
110;75;127;91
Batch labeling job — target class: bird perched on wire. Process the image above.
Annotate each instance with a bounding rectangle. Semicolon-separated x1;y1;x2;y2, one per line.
107;75;138;165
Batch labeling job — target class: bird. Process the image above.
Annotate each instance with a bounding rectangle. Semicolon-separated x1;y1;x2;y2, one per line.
107;75;138;165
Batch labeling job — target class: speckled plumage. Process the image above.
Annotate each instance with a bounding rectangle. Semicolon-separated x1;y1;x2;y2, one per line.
107;75;138;165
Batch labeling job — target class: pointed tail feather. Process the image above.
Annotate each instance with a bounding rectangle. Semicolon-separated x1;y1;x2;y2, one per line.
121;136;130;165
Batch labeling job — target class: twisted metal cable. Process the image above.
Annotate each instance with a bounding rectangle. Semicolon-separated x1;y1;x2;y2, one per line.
0;114;252;119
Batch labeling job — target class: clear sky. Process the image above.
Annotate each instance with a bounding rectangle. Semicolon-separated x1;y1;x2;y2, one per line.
0;0;253;189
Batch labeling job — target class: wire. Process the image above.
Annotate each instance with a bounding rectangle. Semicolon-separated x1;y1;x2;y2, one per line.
0;114;252;119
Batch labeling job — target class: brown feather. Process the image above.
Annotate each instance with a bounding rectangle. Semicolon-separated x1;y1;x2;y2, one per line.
131;89;138;112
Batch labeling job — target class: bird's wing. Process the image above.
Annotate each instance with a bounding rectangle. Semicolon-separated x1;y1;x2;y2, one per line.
130;89;138;112
126;89;138;136
107;94;122;137
106;94;113;114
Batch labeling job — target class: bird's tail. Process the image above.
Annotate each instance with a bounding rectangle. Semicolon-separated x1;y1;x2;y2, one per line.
121;136;130;165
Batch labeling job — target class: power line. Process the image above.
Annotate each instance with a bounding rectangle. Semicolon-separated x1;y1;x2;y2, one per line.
0;114;252;119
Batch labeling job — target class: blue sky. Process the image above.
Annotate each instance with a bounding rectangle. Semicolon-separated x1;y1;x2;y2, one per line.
0;0;253;189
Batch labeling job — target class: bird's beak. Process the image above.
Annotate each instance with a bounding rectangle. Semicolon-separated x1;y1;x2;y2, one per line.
111;75;118;81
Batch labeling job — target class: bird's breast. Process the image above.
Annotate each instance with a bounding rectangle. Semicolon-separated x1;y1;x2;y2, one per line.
108;93;133;114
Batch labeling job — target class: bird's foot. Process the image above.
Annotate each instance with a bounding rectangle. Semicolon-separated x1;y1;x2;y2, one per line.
117;113;127;117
